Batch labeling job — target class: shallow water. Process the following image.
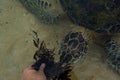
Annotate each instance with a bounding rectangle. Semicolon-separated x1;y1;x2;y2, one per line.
0;0;120;80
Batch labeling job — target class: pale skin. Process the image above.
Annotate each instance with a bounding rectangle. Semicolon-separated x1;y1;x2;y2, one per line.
21;63;47;80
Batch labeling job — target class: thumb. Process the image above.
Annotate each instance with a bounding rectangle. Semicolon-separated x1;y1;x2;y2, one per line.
39;63;46;72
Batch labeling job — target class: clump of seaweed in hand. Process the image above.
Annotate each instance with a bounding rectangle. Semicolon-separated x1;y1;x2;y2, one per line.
31;31;72;80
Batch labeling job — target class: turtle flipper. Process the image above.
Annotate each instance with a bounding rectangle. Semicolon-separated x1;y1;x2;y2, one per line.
59;32;88;66
105;39;120;73
20;0;60;24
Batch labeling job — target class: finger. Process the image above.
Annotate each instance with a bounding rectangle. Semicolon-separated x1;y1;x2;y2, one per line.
37;63;46;75
38;63;46;72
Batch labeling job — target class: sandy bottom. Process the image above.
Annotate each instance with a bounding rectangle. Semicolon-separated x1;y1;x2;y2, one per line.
0;0;120;80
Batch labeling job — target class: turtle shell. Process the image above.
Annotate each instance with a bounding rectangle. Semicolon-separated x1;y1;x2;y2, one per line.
60;0;120;33
20;0;60;24
59;32;88;66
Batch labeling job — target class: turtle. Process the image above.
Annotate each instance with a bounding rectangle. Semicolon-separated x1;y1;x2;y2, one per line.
32;31;88;80
20;0;120;78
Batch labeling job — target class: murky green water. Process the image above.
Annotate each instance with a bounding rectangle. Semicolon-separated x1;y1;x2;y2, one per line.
0;0;120;80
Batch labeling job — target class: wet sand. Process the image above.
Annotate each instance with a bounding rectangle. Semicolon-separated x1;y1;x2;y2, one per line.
0;0;120;80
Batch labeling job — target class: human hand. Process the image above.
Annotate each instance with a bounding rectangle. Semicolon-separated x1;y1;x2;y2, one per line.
21;63;47;80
